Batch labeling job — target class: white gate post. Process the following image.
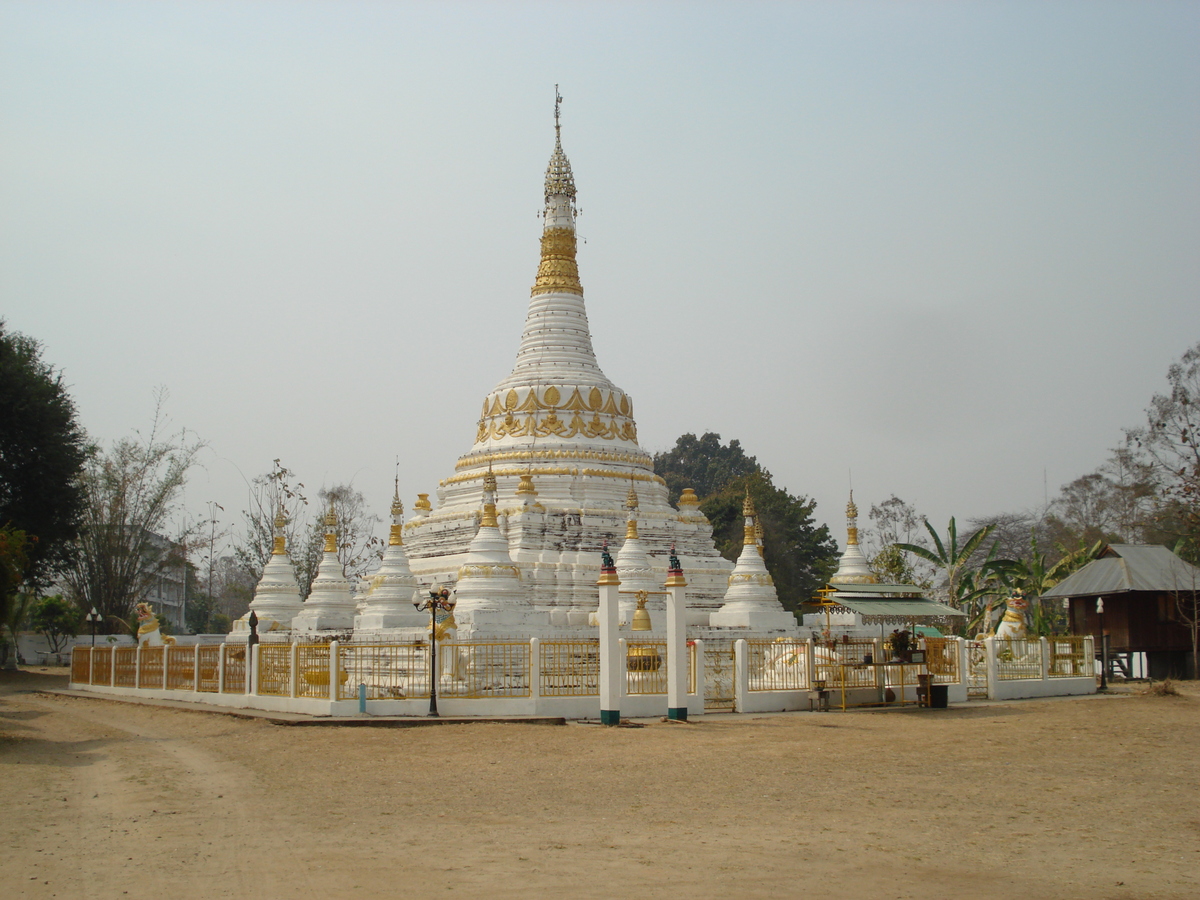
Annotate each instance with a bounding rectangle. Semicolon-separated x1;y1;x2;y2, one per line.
289;641;299;698
692;639;705;715
733;639;749;713
134;644;142;690
597;563;622;726
985;636;999;700
217;643;226;694
665;565;688;721
192;644;200;692
249;642;259;695
328;640;340;703
529;638;540;712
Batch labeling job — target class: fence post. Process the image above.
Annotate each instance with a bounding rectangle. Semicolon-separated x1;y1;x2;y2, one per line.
529;638;540;706
665;571;688;721
597;570;622;726
329;640;340;703
86;645;93;685
218;643;226;694
192;643;200;692
1040;636;1051;682
692;639;705;714
805;638;816;689
733;639;748;713
134;643;142;690
110;644;117;686
290;641;299;699
249;642;259;695
162;645;170;690
984;636;998;700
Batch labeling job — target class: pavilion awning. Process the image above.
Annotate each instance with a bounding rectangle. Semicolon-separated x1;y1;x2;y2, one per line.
830;597;967;620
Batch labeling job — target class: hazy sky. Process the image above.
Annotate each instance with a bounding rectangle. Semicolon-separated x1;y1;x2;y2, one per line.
3;1;1198;551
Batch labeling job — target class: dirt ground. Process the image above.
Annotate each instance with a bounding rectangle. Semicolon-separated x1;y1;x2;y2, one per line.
1;669;1197;900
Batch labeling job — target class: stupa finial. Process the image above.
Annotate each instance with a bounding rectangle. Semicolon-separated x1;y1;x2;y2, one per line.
534;87;582;297
544;85;576;201
625;480;640;540
480;467;499;528
846;490;860;546
323;497;338;553
743;489;757;546
389;477;404;546
272;508;287;556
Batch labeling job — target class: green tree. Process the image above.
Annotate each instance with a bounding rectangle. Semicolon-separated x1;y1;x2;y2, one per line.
61;397;202;632
653;432;760;504
0;321;88;586
29;594;81;655
654;433;838;615
0;527;34;667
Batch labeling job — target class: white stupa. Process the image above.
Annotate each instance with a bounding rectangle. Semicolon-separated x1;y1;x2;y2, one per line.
829;492;878;585
233;510;304;634
291;501;355;633
355;483;426;630
452;469;532;627
402;92;733;624
614;483;662;627
709;493;796;630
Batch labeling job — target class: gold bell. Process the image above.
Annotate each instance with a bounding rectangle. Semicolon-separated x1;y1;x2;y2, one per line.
631;591;652;631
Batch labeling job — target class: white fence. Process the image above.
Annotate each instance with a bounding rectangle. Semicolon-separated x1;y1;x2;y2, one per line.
69;633;1095;717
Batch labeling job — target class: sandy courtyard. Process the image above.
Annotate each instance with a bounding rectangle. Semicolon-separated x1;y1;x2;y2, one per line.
1;669;1197;900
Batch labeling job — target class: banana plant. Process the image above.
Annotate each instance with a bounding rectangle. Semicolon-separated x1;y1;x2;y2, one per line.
896;518;998;609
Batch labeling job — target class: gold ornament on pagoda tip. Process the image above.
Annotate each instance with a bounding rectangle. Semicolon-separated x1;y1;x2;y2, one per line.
272;510;287;555
531;228;582;296
322;500;338;553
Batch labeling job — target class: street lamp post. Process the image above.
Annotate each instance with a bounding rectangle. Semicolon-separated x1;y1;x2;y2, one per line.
85;608;100;647
413;587;455;717
1096;597;1107;690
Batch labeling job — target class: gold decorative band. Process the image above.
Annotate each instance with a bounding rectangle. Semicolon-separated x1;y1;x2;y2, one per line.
441;466;665;488
456;447;651;471
476;411;637;445
531;227;582;296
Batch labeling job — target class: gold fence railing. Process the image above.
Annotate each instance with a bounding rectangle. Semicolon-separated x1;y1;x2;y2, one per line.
114;646;136;687
257;643;292;696
222;646;248;694
337;642;424;700
138;647;164;689
625;641;668;695
924;637;961;684
995;638;1043;681
747;639;809;692
1047;635;1093;678
704;641;736;710
197;645;220;692
165;646;195;690
92;646;113;686
71;647;91;683
540;640;600;696
439;642;530;698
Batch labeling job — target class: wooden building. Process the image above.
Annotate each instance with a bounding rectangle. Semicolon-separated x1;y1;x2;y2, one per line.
1043;544;1199;679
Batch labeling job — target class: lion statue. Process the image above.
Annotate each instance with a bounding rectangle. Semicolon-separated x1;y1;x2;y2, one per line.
135;602;176;647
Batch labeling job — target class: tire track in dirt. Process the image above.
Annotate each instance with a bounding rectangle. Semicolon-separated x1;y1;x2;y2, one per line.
2;691;318;900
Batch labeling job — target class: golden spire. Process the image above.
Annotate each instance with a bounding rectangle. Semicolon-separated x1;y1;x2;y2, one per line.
323;499;337;553
480;468;499;528
846;490;859;546
625;482;640;540
533;87;582;297
743;490;757;546
389;477;404;546
756;520;765;558
272;510;287;556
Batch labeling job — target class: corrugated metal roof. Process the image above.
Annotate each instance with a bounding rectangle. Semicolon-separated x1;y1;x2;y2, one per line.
832;583;924;595
1043;544;1200;598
